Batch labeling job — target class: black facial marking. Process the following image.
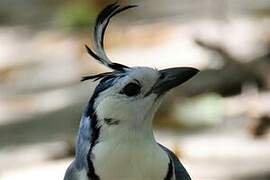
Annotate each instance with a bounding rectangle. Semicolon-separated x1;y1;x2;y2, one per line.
86;112;100;180
89;113;100;148
120;82;141;97
85;76;118;179
104;118;120;125
87;156;100;180
164;158;173;180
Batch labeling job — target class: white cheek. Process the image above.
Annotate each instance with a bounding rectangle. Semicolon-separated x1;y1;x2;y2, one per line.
95;96;137;121
95;94;159;126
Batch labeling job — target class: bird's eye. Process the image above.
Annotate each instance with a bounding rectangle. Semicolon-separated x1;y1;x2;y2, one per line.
120;82;141;97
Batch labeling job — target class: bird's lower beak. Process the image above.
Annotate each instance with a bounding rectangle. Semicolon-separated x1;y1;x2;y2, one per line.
152;67;199;95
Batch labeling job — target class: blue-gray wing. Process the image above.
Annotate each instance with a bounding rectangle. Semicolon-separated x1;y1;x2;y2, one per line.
64;162;80;180
159;143;192;180
64;115;92;180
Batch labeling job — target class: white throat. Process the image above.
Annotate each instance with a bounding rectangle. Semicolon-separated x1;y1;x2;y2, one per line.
91;124;169;180
90;95;169;180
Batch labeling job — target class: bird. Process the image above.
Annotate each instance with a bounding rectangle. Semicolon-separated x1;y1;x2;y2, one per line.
64;3;199;180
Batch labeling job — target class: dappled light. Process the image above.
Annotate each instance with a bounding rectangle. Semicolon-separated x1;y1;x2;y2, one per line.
0;0;270;179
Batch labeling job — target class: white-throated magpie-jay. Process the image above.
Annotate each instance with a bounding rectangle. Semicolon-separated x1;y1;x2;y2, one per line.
64;3;198;180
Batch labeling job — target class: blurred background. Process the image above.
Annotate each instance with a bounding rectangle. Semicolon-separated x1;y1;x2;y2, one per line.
0;0;270;179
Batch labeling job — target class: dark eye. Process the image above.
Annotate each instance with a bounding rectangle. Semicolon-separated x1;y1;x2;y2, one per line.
120;82;141;97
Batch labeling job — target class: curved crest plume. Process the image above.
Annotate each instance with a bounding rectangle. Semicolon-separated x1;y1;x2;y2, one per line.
84;3;137;81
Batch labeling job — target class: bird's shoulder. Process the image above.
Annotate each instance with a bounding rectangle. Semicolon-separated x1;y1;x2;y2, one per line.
64;161;88;180
158;143;192;180
64;115;92;180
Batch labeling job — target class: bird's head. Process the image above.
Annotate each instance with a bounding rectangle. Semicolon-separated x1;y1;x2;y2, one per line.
82;4;198;134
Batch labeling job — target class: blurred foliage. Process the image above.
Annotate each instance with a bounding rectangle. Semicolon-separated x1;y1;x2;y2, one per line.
254;8;270;18
172;94;224;128
55;1;98;30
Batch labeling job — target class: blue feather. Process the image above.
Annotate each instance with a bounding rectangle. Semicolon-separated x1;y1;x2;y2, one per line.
71;74;122;178
74;115;91;170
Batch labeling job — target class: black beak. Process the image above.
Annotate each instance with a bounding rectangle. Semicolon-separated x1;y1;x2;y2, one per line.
152;67;199;95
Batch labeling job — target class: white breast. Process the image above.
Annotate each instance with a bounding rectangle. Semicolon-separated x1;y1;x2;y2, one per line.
91;138;170;180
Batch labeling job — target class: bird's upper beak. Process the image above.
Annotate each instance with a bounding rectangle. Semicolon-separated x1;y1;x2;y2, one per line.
151;67;199;95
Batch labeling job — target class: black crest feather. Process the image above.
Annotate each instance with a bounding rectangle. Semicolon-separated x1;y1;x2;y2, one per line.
81;72;114;82
85;3;137;72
